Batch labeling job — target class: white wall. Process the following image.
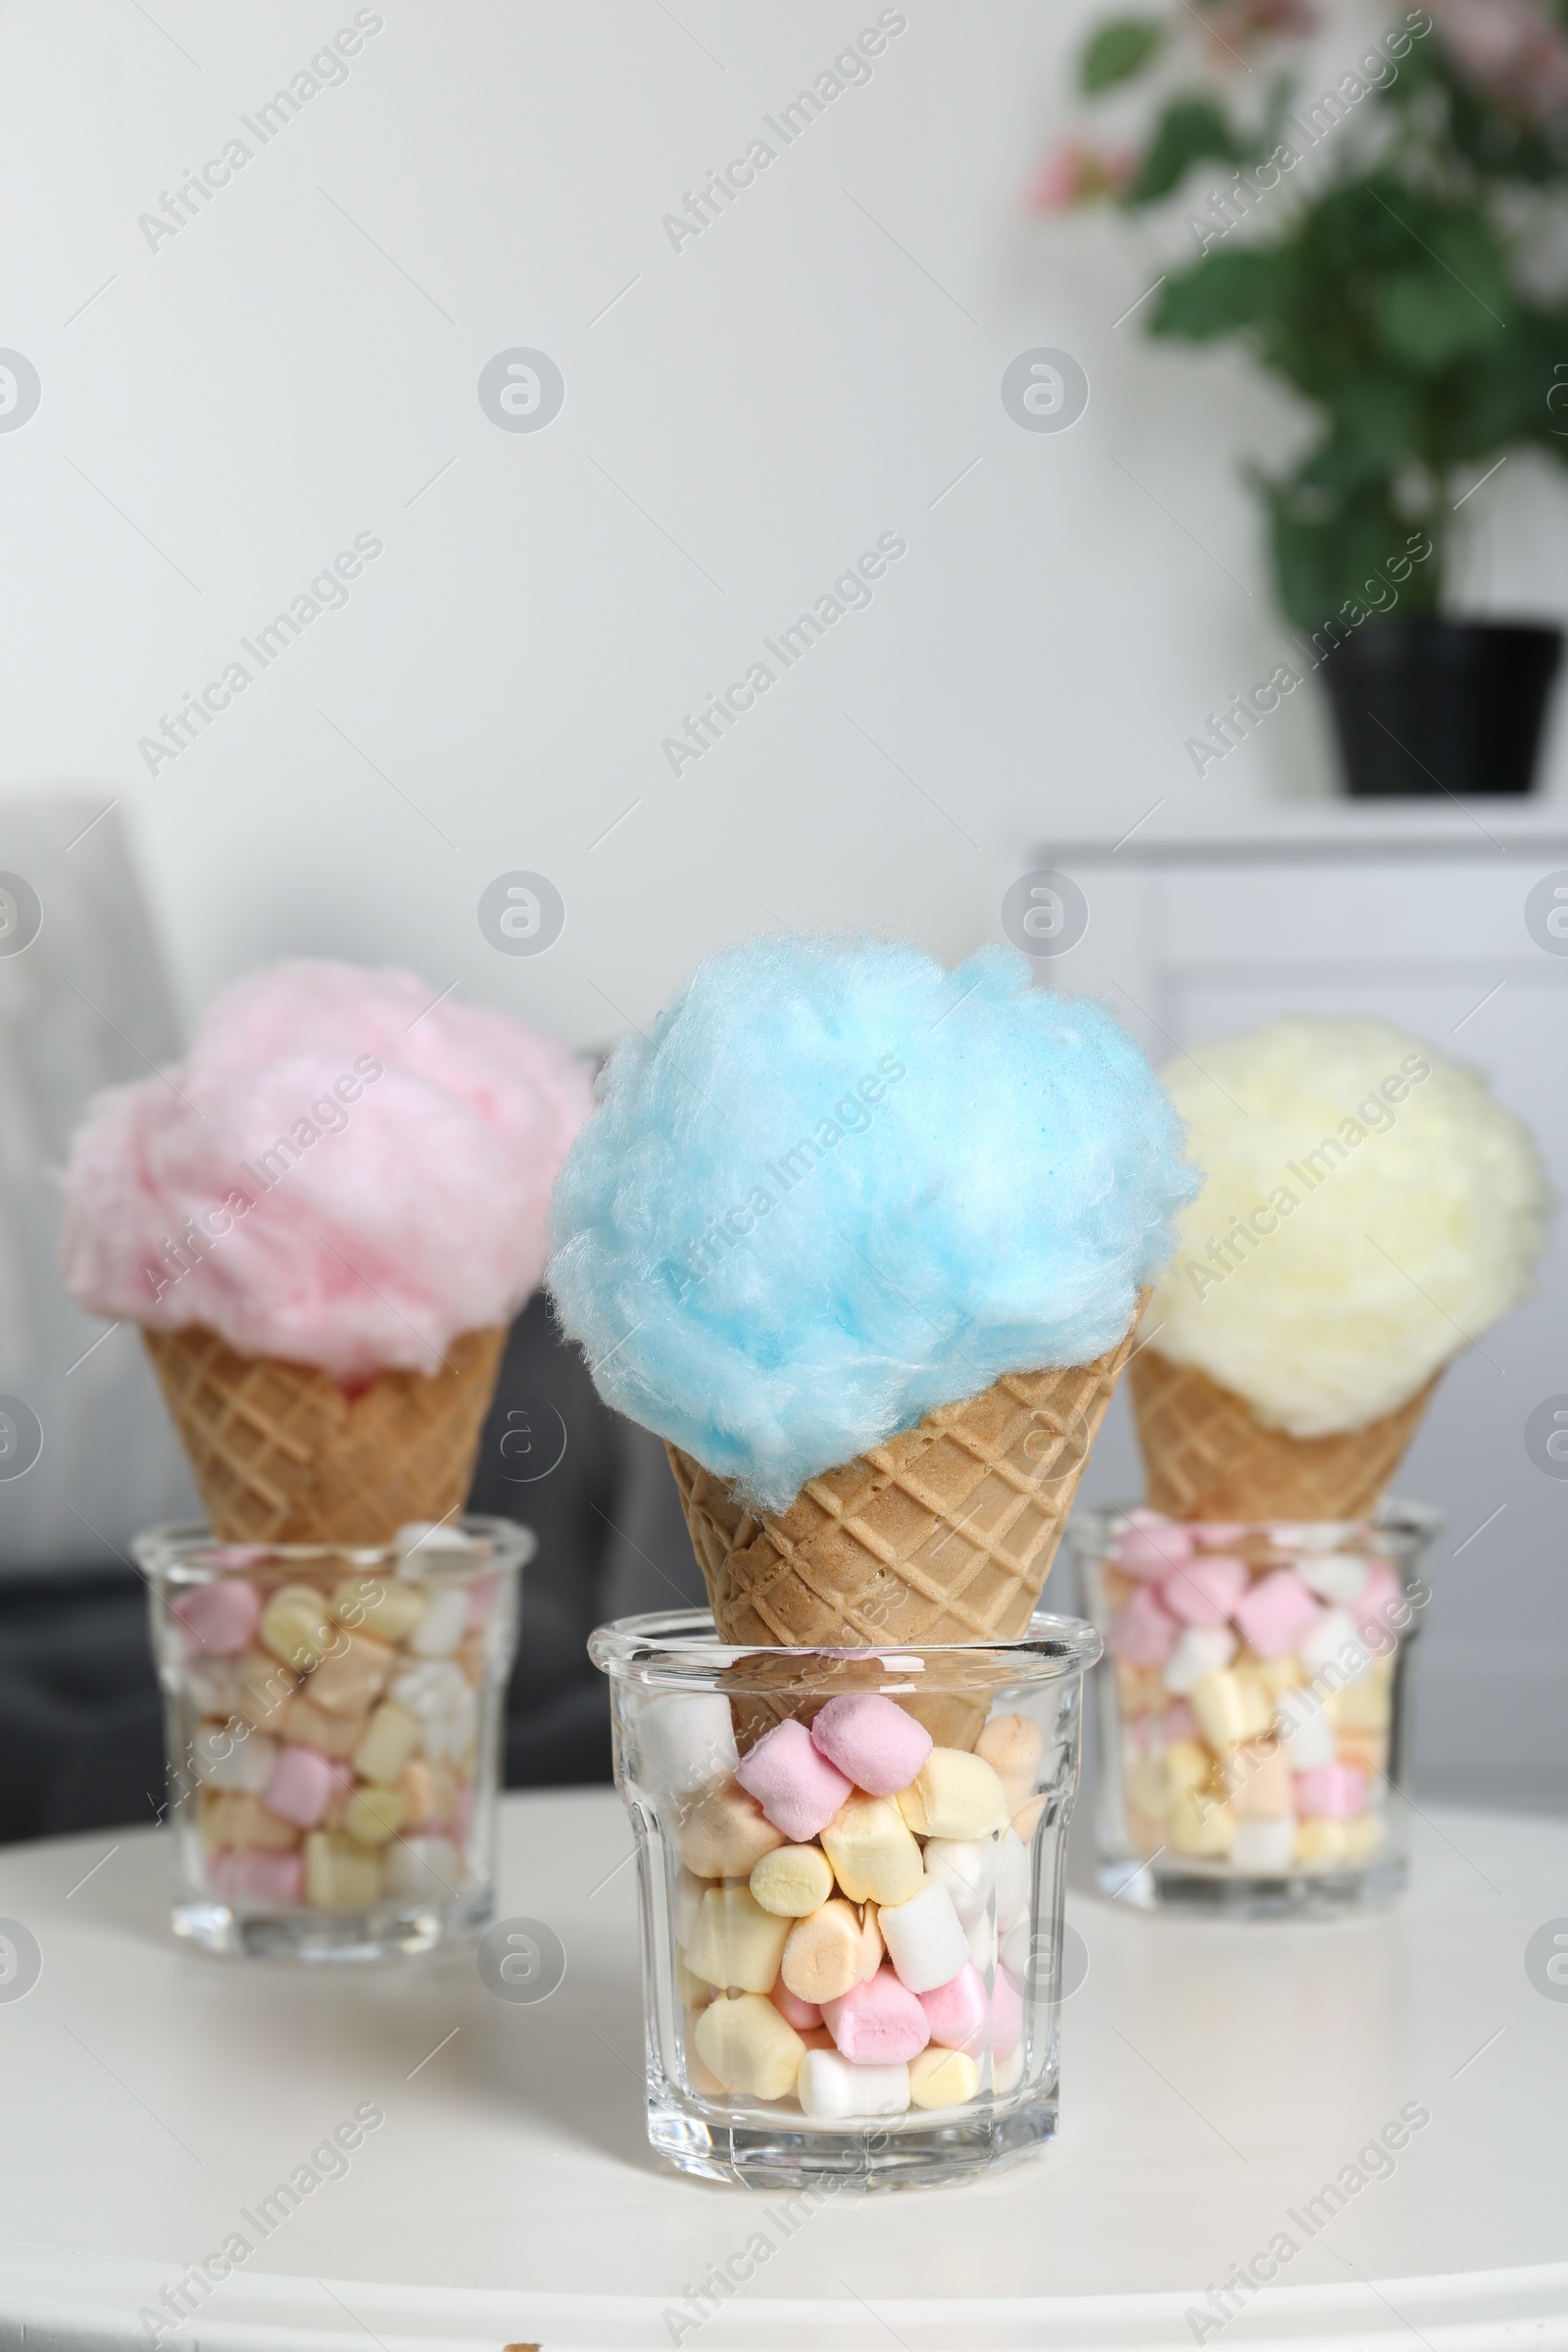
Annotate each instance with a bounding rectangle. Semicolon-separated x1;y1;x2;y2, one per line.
7;0;1568;1051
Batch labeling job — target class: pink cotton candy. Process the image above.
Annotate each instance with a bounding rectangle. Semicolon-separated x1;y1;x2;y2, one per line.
1295;1764;1366;1820
1112;1523;1194;1579
771;1983;821;2031
1159;1555;1248;1628
1109;1582;1178;1667
734;1718;853;1840
173;1579;261;1657
209;1847;303;1905
808;1693;932;1796
920;1962;988;2049
1233;1567;1320;1661
822;1967;931;2065
59;959;593;1381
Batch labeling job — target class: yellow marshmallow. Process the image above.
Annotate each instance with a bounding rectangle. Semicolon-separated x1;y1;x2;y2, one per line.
694;1991;805;2100
1190;1669;1270;1753
749;1843;834;1917
344;1785;405;1846
1245;1653;1303;1699
1295;1818;1349;1869
909;2046;980;2110
821;1793;924;1905
199;1790;299;1852
1343;1813;1383;1863
897;1750;1009;1840
684;1885;791;1994
780;1899;864;2005
331;1575;428;1646
1163;1740;1211;1792
1127;1754;1168;1819
975;1714;1044;1812
1167;1784;1236;1857
675;1954;712;2008
353;1702;421;1788
858;1901;883;1983
1012;1795;1048;1842
276;1694;366;1757
1333;1677;1393;1732
679;1784;786;1879
307;1630;395;1717
303;1831;384;1907
685;2017;727;2098
259;1585;334;1671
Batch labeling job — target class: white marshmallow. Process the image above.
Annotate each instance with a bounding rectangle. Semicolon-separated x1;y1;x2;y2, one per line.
192;1721;274;1793
406;1584;469;1659
185;1658;249;1717
992;2045;1024;2095
994;1830;1029;1933
965;1911;998;1977
390;1660;477;1762
1276;1694;1336;1769
1294;1552;1370;1606
1229;1819;1297;1874
999;1919;1033;1985
1163;1625;1237;1694
637;1693;740;1796
1298;1606;1369;1677
879;1879;969;1994
796;2049;909;2121
921;1838;991;1928
384;1836;464;1900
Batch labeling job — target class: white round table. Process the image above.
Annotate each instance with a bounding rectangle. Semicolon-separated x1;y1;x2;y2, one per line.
1;1791;1564;2349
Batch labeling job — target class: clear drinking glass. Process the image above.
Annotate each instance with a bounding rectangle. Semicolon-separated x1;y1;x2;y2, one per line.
134;1515;529;1959
1070;1502;1437;1917
589;1607;1101;2191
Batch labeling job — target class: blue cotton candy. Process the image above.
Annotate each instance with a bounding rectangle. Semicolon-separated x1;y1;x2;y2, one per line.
546;936;1197;1512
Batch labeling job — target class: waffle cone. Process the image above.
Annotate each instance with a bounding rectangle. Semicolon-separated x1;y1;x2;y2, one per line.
1128;1347;1437;1523
143;1323;506;1545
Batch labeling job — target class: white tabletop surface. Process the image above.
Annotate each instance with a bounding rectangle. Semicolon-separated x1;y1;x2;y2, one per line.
1;1790;1564;2350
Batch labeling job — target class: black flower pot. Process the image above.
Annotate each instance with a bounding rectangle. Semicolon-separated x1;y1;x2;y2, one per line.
1319;619;1562;798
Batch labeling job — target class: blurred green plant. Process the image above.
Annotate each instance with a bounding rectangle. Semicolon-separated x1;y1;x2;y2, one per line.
1034;2;1568;627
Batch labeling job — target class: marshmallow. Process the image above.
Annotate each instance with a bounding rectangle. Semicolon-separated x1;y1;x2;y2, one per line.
771;1981;821;2031
1221;1738;1293;1821
331;1575;428;1646
344;1785;406;1845
1012;1794;1048;1844
879;1879;968;1994
637;1693;740;1796
233;1648;297;1729
384;1835;463;1900
672;1865;707;1948
1300;1606;1373;1685
857;1902;884;1983
185;1655;249;1718
309;1631;395;1717
406;1583;468;1659
821;1794;924;1906
897;1750;1008;1841
1343;1813;1383;1863
1163;1739;1210;1792
1160;1555;1248;1627
965;1911;997;1977
390;1660;477;1763
750;1843;834;1918
208;1847;303;1904
822;1967;931;2065
909;2046;980;2110
976;1965;1022;2059
1295;1551;1369;1607
173;1580;262;1658
1162;1625;1237;1694
1336;1729;1388;1784
353;1702;422;1788
1232;1568;1319;1662
797;2049;909;2121
919;1961;988;2048
974;1714;1044;1813
1294;1818;1349;1870
261;1743;337;1830
1229;1818;1296;1873
1112;1520;1194;1578
395;1521;484;1575
781;1899;867;2005
1334;1675;1393;1732
686;1884;792;1994
1351;1559;1404;1647
921;1838;991;1928
259;1585;334;1672
276;1694;368;1757
680;1784;786;1879
1109;1585;1179;1668
1276;1692;1337;1769
303;1831;384;1907
808;1693;932;1797
192;1721;274;1795
1294;1764;1366;1821
1167;1785;1235;1858
1190;1669;1271;1753
694;1991;806;2099
735;1719;853;1841
200;1791;300;1851
992;2043;1024;2095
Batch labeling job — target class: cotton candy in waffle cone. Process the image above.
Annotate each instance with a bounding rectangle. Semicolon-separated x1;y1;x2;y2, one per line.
666;1313;1140;1746
143;1322;506;1545
1128;1346;1437;1524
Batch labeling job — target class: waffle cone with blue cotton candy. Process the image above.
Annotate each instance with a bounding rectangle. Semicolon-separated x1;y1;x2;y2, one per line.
547;933;1197;1693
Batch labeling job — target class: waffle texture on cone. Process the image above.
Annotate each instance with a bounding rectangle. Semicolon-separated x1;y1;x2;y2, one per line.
668;1320;1139;1652
1129;1346;1436;1523
144;1323;505;1544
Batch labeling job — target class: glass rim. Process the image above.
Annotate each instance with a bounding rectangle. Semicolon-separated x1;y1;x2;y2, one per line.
588;1605;1102;1688
1067;1496;1441;1548
130;1513;536;1578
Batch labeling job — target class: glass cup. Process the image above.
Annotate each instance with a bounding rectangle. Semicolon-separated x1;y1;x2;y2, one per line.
589;1607;1101;2191
134;1515;529;1959
1070;1502;1437;1917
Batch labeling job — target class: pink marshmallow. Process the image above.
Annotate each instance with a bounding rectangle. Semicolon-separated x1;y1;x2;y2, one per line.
1191;1524;1248;1544
919;1962;988;2049
261;1743;336;1830
1295;1764;1366;1820
1233;1567;1320;1661
465;1574;498;1631
452;1781;472;1850
1108;1583;1178;1667
735;1718;853;1839
1113;1522;1195;1579
808;1693;932;1797
1351;1560;1404;1649
1159;1554;1248;1627
208;1847;304;1905
822;1967;931;2065
771;1983;821;2031
964;1966;1022;2060
1162;1699;1200;1744
173;1579;261;1658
